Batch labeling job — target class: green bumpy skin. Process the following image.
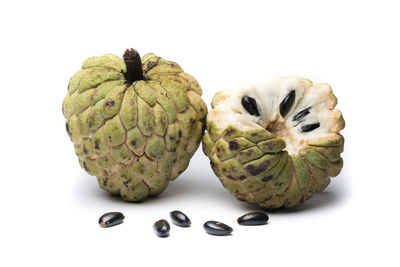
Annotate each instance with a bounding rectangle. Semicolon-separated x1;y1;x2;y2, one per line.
202;75;345;208
63;52;207;201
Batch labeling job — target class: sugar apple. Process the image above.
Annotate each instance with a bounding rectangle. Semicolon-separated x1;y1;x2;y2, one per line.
62;49;207;201
202;74;345;208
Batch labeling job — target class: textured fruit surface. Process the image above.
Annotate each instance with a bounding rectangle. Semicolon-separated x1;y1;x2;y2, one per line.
63;50;207;201
202;74;345;208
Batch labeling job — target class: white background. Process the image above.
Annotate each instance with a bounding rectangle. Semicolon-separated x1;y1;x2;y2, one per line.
1;0;399;266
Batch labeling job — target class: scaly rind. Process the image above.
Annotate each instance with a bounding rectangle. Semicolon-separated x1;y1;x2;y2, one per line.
119;87;138;130
158;78;190;113
148;81;177;123
179;73;202;95
142;53;183;77
102;84;127;119
248;152;290;203
82;53;126;73
64;51;206;202
68;68;124;95
241;152;286;193
202;133;214;157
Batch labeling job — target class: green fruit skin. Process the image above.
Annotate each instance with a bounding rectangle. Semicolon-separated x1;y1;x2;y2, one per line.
202;117;345;209
63;53;207;201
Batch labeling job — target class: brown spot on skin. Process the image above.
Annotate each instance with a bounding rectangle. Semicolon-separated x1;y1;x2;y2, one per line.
222;168;227;172
225;128;236;136
144;58;160;73
262;175;273;182
173;159;177;163
267;142;275;150
274;182;283;187
94;140;100;150
66;123;71;136
83;161;89;172
130;140;136;146
251;133;258;137
245;161;270;176
226;175;235;180
239;175;247;180
169;136;175;141
246;149;253;155
103;178;108;187
105;100;115;108
229;140;239;150
83;146;88;154
263;195;273;202
178;131;182;138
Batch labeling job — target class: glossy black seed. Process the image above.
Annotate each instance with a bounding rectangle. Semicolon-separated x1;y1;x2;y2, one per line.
99;212;125;228
153;219;170;238
237;212;269;226
241;96;260;116
170;210;191;227
301;122;320;132
293;107;311;121
203;221;233;236
280;90;296;117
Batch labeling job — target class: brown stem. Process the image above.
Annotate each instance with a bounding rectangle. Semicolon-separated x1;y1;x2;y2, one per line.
123;48;144;84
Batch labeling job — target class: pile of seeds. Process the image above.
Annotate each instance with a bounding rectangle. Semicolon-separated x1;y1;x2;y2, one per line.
98;210;269;237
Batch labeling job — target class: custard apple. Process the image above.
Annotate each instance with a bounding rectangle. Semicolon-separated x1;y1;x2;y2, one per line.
202;74;345;208
62;49;207;201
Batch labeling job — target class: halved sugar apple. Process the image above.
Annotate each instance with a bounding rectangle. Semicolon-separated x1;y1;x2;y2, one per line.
62;49;207;201
202;74;345;208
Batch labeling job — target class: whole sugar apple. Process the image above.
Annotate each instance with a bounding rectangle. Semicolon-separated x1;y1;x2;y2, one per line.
62;49;207;201
202;74;345;208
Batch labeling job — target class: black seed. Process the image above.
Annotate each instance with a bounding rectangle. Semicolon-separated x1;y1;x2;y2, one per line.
280;90;296;117
241;96;260;116
301;122;320;132
170;211;191;227
99;212;125;228
203;221;233;236
153;219;170;238
237;212;269;226
293;107;311;121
